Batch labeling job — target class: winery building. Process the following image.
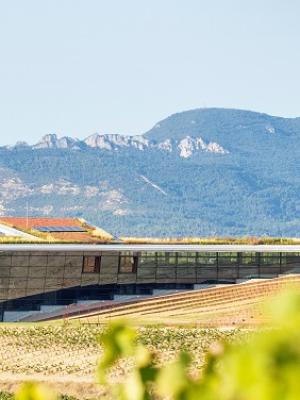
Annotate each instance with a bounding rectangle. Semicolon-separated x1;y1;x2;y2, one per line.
0;217;300;321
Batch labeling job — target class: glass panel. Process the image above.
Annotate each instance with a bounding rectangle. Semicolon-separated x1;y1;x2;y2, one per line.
198;252;217;265
156;252;168;266
218;252;237;265
166;253;177;265
197;266;217;279
156;252;178;266
260;252;281;265
285;253;300;265
139;252;156;266
177;252;188;266
240;252;257;265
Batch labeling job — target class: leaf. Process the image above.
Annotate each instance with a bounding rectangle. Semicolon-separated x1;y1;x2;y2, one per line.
156;352;192;397
15;382;57;400
97;320;137;384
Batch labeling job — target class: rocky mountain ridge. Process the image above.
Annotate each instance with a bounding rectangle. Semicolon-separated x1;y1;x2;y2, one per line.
5;132;228;158
1;108;300;237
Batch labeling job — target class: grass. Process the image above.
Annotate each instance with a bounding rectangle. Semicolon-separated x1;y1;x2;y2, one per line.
0;393;12;400
2;232;300;245
0;237;45;244
121;236;300;244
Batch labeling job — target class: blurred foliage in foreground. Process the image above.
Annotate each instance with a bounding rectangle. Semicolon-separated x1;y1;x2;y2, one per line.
10;289;300;399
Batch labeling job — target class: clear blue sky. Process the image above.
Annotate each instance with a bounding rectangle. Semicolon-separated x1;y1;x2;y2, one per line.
0;0;300;145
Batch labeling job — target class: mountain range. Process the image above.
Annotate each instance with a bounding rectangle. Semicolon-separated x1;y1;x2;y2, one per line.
1;108;300;237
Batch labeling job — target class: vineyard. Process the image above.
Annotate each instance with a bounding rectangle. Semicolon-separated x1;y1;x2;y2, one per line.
0;324;242;399
63;274;300;326
2;276;300;399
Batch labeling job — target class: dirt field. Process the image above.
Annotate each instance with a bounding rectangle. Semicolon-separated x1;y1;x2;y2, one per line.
0;323;243;398
3;277;296;398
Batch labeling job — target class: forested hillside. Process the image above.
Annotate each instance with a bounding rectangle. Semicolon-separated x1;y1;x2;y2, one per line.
1;108;300;237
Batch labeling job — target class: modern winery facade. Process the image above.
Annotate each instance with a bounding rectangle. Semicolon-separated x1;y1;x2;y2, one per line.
1;244;300;321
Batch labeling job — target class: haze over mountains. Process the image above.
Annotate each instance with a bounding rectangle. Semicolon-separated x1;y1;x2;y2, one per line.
1;108;300;237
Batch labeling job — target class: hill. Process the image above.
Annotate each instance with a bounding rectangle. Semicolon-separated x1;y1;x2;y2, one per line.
25;275;300;327
1;108;300;237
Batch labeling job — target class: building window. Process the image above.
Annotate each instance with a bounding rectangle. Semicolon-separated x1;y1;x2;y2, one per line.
240;252;257;265
166;252;177;265
140;252;156;266
260;253;281;266
177;252;196;266
218;252;238;266
198;252;217;265
118;252;138;273
82;256;101;273
283;253;300;265
156;252;177;266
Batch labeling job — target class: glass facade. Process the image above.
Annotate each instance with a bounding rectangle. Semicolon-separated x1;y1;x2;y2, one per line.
55;251;300;274
1;249;300;321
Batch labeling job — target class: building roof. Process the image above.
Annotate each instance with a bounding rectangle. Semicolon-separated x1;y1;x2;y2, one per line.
0;243;300;252
0;223;38;239
0;217;113;243
0;217;84;230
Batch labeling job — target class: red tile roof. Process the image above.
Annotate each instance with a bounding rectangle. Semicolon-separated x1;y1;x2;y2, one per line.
0;217;86;230
0;217;112;243
49;232;102;243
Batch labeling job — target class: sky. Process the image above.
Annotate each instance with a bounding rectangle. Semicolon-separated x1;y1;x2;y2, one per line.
0;0;300;145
